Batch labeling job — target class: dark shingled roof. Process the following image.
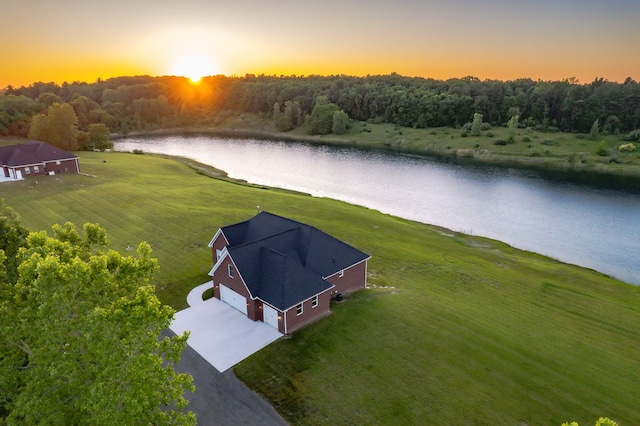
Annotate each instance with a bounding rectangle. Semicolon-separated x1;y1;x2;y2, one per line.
223;212;369;311
0;141;76;167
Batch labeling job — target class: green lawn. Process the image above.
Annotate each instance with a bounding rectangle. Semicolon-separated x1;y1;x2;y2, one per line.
2;151;639;425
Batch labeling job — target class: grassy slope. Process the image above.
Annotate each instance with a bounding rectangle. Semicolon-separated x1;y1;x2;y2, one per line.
2;151;639;425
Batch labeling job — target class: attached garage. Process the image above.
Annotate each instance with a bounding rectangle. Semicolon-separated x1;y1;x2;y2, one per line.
263;304;279;329
219;284;247;315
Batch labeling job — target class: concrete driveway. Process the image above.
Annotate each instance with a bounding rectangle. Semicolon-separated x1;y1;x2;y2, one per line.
170;282;282;372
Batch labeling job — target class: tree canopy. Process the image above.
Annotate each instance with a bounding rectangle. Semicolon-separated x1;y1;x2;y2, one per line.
27;102;79;150
2;74;639;143
0;217;195;425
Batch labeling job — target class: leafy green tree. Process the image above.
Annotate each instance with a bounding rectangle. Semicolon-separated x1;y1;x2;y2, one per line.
69;95;100;130
332;110;349;135
0;95;38;136
508;114;519;143
277;115;293;131
28;103;79;150
36;92;63;109
284;100;302;127
0;222;195;425
561;417;619;426
86;123;112;151
471;113;483;136
589;118;599;140
0;199;29;285
307;103;340;135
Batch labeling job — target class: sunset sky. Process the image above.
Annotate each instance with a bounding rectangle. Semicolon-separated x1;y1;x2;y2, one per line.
3;0;639;88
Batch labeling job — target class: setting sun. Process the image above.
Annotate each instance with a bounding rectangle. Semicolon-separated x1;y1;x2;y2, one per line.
170;53;217;83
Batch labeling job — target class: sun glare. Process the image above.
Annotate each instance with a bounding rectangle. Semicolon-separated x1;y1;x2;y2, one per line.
171;53;216;84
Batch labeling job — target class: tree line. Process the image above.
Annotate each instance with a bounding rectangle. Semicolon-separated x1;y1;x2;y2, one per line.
1;74;639;149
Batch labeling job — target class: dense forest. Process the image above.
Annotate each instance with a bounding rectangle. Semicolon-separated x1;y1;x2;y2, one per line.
1;74;639;149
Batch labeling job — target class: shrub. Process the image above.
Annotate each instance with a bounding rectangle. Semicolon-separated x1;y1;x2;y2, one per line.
480;122;492;130
541;139;558;146
522;136;531;143
494;139;508;146
618;143;637;152
595;141;609;156
474;142;480;149
486;131;495;137
620;129;640;142
528;148;540;157
576;134;585;139
277;115;293;132
132;149;144;154
461;131;468;137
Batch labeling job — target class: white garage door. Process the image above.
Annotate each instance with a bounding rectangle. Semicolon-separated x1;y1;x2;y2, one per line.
263;304;279;329
220;284;247;315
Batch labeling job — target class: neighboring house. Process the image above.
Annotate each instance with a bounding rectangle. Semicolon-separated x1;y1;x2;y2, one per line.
0;140;79;180
209;212;371;334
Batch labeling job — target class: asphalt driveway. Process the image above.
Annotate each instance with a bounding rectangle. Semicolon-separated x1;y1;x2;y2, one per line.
168;282;286;424
166;329;286;426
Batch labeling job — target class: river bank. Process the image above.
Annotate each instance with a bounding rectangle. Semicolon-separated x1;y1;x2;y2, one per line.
113;116;640;192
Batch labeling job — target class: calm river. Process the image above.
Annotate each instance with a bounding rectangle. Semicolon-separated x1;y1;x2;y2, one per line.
115;135;640;285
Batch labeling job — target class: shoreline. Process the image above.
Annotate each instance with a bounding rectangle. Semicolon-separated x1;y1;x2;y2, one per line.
113;126;640;193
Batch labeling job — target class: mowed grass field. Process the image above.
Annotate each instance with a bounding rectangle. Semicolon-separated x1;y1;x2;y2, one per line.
2;151;639;425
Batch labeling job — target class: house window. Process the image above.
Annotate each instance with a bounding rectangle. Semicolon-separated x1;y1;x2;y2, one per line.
24;167;30;174
34;166;39;173
228;264;235;278
296;303;303;316
311;295;318;308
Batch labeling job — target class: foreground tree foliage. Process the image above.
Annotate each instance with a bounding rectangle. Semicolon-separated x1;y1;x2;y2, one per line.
0;220;195;425
562;417;619;426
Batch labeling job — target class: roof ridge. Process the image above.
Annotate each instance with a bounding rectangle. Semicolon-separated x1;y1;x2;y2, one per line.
232;226;300;249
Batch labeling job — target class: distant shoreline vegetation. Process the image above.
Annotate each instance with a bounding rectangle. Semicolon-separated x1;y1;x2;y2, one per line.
2;74;639;188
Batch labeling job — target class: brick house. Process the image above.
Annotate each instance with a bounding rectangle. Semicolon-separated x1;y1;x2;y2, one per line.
0;140;79;181
208;212;370;334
